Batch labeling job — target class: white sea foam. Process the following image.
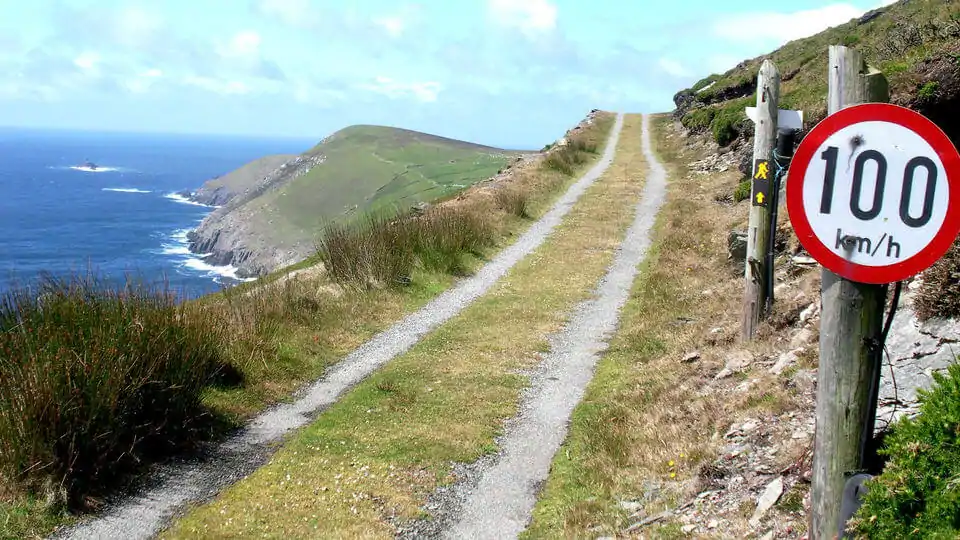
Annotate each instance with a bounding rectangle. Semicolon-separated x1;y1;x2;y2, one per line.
164;192;215;207
103;187;151;193
182;258;256;282
69;165;121;173
156;228;255;283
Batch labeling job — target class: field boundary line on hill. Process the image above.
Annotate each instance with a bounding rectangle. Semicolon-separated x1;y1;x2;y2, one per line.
54;113;625;540
442;114;667;539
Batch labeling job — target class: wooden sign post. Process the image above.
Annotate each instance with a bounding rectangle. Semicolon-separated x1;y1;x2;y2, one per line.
742;59;780;340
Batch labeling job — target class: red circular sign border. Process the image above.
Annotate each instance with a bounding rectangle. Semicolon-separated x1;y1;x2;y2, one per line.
787;103;960;284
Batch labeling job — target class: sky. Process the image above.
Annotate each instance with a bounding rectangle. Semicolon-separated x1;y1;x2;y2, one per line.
0;0;896;149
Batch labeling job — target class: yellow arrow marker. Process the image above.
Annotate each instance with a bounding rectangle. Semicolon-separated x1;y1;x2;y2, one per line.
756;192;765;204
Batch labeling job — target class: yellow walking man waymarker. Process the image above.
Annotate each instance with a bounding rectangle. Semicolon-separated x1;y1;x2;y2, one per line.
755;160;770;180
752;158;771;208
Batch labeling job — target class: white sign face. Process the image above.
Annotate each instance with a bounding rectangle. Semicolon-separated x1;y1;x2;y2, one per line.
745;107;804;131
800;120;950;266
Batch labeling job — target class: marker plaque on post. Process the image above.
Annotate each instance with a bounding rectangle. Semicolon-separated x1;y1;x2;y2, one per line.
752;158;771;207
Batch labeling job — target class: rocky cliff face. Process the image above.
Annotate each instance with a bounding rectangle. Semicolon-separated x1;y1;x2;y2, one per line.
185;153;326;278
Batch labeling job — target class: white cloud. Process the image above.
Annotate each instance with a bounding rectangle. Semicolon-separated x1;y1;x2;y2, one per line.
112;7;164;48
712;1;895;44
142;68;163;78
358;76;442;102
73;52;100;70
183;76;251;95
374;16;405;37
658;58;691;78
259;0;319;28
488;0;558;36
219;31;262;58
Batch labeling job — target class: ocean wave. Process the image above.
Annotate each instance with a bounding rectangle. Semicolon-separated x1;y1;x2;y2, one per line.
182;258;257;282
103;187;151;193
155;228;255;283
68;165;122;173
164;192;219;208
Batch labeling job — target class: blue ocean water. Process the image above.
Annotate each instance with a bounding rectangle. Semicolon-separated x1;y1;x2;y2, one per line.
0;128;314;300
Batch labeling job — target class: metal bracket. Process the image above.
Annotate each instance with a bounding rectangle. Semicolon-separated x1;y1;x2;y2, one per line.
748;257;763;284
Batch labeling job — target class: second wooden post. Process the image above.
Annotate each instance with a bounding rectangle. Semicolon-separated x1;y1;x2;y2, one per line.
742;59;780;340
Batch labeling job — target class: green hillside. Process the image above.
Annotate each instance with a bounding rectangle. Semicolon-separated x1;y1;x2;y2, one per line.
253;125;521;233
674;0;960;146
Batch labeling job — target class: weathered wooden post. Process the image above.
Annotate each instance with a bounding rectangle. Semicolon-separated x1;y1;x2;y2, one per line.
810;45;890;540
742;59;780;340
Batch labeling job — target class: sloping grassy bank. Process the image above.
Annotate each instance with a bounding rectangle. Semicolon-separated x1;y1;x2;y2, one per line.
0;112;615;540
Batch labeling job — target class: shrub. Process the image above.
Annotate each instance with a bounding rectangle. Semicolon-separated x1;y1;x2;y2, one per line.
917;81;940;103
681;108;716;133
914;237;960;320
494;186;531;218
0;274;229;505
317;205;497;287
852;362;960;538
542;133;600;176
711;108;745;147
733;180;752;203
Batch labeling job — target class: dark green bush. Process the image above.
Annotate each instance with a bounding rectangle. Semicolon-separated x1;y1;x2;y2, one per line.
711;107;745;147
681;108;716;133
0;275;229;504
918;81;940;103
852;362;960;538
733;180;752;203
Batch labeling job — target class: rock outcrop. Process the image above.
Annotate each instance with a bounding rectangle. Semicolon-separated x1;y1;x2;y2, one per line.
185;153;327;278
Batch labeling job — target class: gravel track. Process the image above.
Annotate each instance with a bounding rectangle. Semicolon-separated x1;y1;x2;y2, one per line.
440;114;667;540
53;113;624;540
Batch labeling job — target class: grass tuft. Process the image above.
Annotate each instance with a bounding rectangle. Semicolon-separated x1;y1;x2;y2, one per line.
494;186;531;219
543;135;600;176
0;274;229;507
317;206;498;288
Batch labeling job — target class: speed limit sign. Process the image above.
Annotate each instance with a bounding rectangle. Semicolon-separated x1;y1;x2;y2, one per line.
787;103;960;284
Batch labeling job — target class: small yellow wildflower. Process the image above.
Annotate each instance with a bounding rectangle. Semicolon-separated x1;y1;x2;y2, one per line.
668;460;675;467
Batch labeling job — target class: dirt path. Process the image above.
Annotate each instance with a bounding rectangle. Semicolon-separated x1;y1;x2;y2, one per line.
441;114;667;539
54;114;625;540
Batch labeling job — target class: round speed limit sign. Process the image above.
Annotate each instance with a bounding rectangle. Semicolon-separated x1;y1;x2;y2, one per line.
787;103;960;284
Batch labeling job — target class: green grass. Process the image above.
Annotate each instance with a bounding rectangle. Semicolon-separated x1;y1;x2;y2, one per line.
676;0;960;141
733;180;752;203
159;114;644;539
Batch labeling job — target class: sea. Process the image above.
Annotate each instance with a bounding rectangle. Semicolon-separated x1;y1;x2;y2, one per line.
0;127;314;301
